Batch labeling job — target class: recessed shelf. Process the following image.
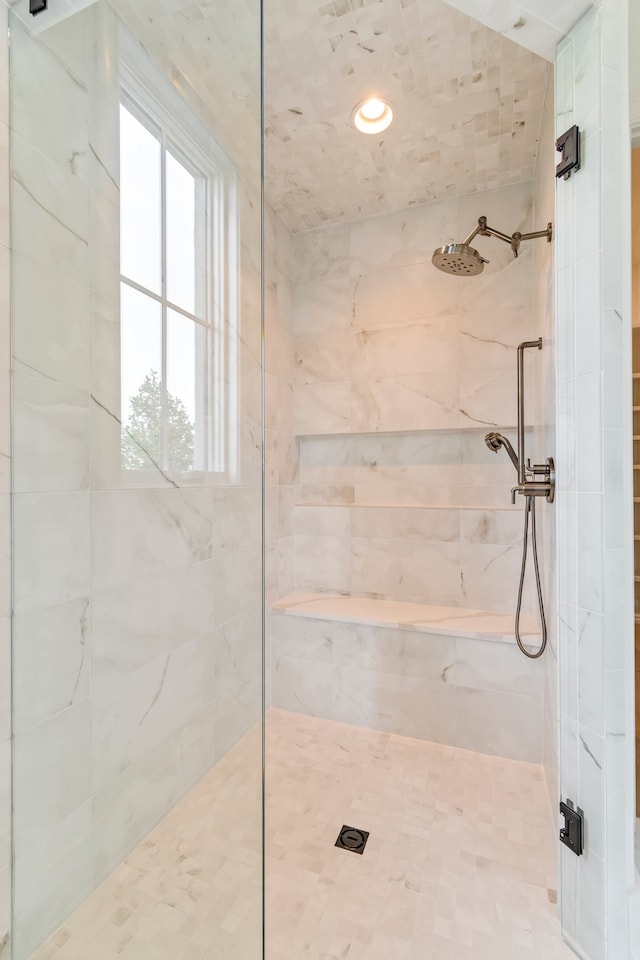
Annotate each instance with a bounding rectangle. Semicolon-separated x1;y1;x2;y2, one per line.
295;501;520;512
295;425;522;440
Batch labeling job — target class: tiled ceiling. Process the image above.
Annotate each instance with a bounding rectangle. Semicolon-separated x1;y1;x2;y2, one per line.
264;0;550;232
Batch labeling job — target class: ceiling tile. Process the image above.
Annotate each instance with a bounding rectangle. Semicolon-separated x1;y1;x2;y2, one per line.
265;0;550;232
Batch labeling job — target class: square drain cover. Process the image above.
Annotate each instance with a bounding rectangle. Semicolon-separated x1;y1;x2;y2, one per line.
335;825;369;855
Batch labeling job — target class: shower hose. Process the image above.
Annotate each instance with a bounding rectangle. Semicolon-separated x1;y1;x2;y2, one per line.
515;495;547;659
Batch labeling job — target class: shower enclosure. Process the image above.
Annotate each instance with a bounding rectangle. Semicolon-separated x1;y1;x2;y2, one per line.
8;1;264;957
2;0;636;959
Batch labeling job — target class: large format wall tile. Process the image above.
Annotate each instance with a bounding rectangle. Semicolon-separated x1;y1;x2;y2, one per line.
270;613;543;763
333;667;459;743
92;563;216;674
351;505;459;542
91;634;213;792
12;598;90;735
10;18;88;177
13;700;92;850
289;181;546;622
13;492;90;612
554;5;633;957
9;7;266;955
12;255;90;390
456;685;542;762
351;538;461;604
351;374;460;433
12;133;89;285
13;801;92;960
293;181;537;439
91;488;214;590
12;376;90;493
291;500;534;612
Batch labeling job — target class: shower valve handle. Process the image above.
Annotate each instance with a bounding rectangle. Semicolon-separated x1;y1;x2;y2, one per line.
511;457;555;504
528;459;552;476
511;481;549;503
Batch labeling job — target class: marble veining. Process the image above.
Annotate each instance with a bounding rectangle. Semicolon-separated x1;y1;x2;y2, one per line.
9;6;265;957
289;183;545;619
292;184;537;441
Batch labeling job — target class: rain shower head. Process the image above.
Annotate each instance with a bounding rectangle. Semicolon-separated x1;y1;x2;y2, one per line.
431;243;488;277
432;216;553;278
484;431;519;472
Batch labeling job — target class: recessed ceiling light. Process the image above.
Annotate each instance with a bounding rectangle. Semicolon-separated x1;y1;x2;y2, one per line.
352;97;393;135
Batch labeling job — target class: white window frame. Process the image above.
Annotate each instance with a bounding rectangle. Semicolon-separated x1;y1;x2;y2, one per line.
119;32;238;483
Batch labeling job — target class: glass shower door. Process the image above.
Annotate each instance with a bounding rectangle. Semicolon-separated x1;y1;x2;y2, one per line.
9;1;264;957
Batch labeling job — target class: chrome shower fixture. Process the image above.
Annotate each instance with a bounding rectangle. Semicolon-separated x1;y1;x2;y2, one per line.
484;339;555;661
432;215;553;276
484;431;520;473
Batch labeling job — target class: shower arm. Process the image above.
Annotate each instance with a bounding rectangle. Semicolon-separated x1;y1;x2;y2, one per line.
463;216;553;258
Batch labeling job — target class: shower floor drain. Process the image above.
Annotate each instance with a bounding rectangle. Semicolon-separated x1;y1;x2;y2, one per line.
335;825;369;855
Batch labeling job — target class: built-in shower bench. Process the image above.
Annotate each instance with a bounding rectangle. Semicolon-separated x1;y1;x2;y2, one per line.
270;592;544;764
272;592;539;644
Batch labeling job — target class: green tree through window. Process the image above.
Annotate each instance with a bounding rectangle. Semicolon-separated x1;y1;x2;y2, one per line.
122;370;195;471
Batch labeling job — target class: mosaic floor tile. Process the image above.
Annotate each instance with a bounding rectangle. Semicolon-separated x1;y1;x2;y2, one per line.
28;709;575;960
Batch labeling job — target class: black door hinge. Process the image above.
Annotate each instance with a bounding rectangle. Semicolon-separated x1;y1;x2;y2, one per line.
555;125;581;180
29;0;48;15
559;798;584;855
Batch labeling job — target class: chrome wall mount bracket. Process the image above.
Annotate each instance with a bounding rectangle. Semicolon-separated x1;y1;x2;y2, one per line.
509;339;556;504
464;216;552;259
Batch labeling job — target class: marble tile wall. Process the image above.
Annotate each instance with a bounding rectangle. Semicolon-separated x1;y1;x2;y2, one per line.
292;496;541;613
9;5;263;958
554;3;635;958
291;181;551;615
294;181;538;438
270;612;544;762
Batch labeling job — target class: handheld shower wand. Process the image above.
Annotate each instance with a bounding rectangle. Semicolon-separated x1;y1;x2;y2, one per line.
484;431;520;473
